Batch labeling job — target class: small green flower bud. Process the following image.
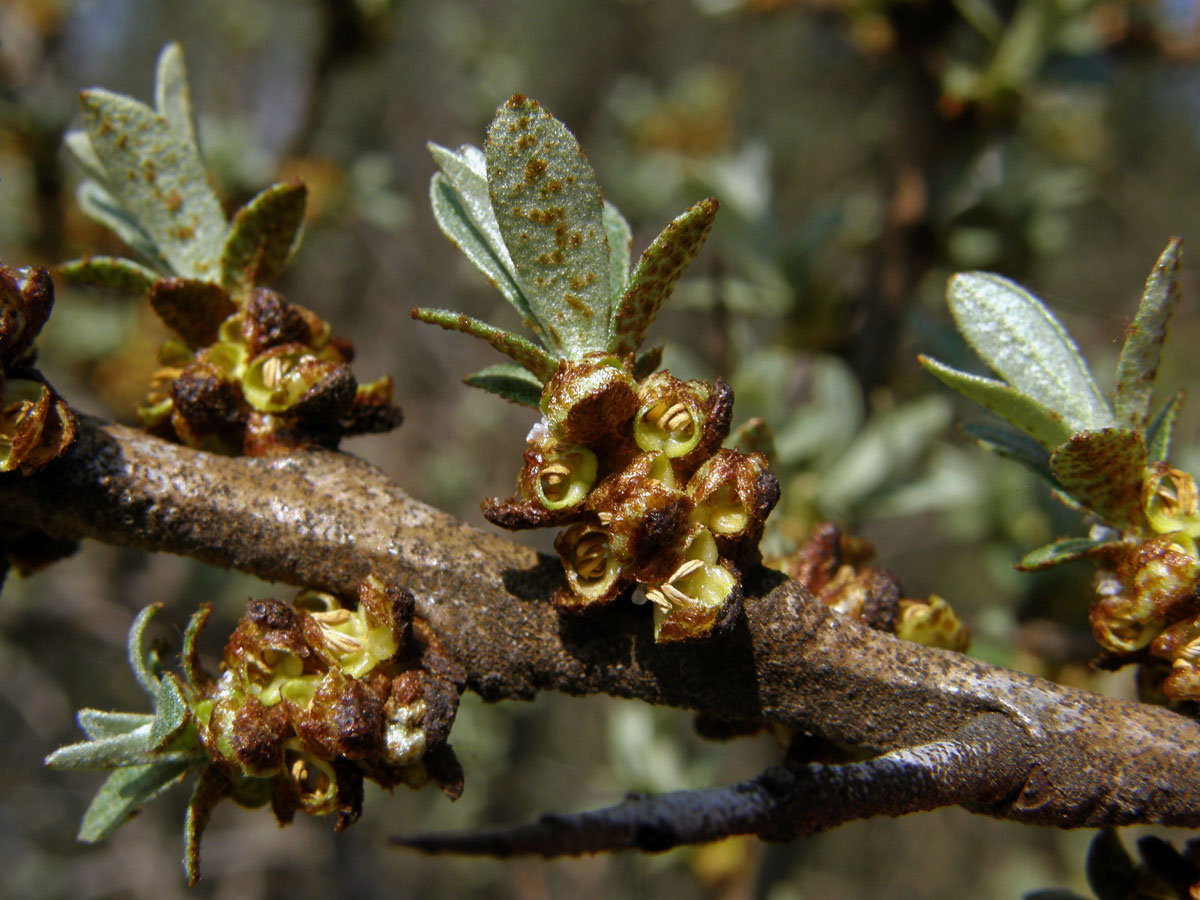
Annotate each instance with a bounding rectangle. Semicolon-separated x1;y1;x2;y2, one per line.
529;443;598;510
894;596;970;652
586;451;691;577
1149;616;1200;701
0;264;53;365
633;372;704;459
686;449;779;541
1091;536;1200;653
281;739;339;815
0;378;75;473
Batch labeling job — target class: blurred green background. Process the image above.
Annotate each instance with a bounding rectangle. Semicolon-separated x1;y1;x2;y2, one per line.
4;0;1200;896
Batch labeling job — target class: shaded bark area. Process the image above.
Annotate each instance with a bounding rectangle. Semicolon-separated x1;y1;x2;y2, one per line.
4;418;1200;830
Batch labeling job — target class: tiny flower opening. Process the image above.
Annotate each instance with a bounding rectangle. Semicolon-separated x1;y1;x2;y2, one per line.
534;446;597;509
634;393;702;458
283;740;337;813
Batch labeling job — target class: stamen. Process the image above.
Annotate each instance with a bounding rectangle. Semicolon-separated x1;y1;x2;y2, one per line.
649;399;694;436
573;528;609;581
661;583;692;606
262;356;287;390
596;511;614;526
540;460;573;501
311;608;352;625
644;588;672;612
667;559;704;584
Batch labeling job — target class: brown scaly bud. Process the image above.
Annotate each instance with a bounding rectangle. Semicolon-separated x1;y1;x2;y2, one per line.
223;598;316;702
147;278;238;349
169;359;248;452
587;450;692;579
0;264;53;366
293;668;385;760
239;288;331;356
541;353;638;450
1092;535;1200;654
645;525;740;643
553;522;629;610
341;376;404;436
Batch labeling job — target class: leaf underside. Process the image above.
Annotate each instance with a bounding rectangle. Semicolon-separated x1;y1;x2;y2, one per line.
58;256;159;294
1145;390;1184;464
220;181;307;292
1017;537;1123;571
959;421;1058;486
1049;428;1148;532
78;762;194;842
485;95;612;357
610;196;719;358
1114;238;1182;429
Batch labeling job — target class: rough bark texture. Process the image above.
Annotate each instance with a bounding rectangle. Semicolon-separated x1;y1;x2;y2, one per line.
5;418;1200;831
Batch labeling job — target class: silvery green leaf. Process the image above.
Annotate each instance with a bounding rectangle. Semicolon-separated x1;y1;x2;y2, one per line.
154;43;197;148
78;761;193;842
1049;429;1147;531
149;674;191;750
63;129;108;183
947;272;1113;432
610;197;719;358
77;709;155;741
429;145;545;344
411;307;557;381
1114;239;1182;429
181;604;211;691
80;87;227;279
603;200;632;304
960;421;1058;486
59;256;159;294
463;363;544;408
76;180;168;272
45;727;153;769
1017;537;1122;571
1145;390;1184;464
816;396;952;514
128;604;163;696
486;96;612;357
919;355;1074;449
220;180;307;291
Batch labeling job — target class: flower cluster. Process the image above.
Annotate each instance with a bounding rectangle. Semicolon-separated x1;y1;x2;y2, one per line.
47;577;465;885
485;352;779;641
0;262;75;473
417;96;780;640
131;280;401;455
194;578;464;828
58;44;401;455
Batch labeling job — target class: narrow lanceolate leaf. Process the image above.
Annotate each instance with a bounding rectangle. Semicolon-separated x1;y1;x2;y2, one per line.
77;709;155;741
1049;429;1147;532
411;307;557;381
464;363;544;408
610;197;719;358
80;88;227;279
220;181;307;292
485;95;612;357
149;674;191;749
1114;239;1183;429
76;180;168;271
185;767;229;886
181;604;211;691
960;421;1058;486
918;356;1074;449
45;727;153;769
128;604;164;696
78;762;194;842
1017;537;1124;571
59;256;159;294
603;200;632;303
1145;390;1184;464
154;43;197;149
947;272;1113;432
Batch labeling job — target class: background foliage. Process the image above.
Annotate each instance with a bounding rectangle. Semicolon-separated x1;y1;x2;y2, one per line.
4;0;1200;896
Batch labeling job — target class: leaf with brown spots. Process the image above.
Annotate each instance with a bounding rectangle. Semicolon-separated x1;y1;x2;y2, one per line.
59;256;159;295
610;197;718;358
1049;428;1148;532
220;181;307;294
463;363;544;408
485;96;612;357
78;45;227;280
1114;239;1182;430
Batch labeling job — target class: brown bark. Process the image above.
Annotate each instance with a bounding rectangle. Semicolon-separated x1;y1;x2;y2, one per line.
4;417;1200;833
